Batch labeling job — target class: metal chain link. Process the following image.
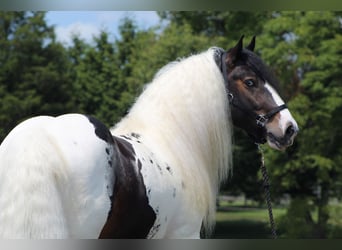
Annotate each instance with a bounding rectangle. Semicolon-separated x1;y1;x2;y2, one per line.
258;145;277;239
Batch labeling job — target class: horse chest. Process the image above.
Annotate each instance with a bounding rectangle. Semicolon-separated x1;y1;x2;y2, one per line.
100;135;181;239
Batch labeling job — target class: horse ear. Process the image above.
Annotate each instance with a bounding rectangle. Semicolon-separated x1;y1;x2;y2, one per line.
246;36;256;51
225;35;244;68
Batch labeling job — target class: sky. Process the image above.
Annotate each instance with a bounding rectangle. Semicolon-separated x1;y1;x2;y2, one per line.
45;11;161;46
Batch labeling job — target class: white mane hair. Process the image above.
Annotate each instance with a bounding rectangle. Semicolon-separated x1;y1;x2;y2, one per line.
112;48;233;235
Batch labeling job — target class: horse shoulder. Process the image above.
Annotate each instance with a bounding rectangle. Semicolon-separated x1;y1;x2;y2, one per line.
102;134;201;238
44;114;115;238
99;135;157;238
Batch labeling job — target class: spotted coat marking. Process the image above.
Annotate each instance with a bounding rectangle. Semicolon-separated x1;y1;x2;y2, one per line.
86;115;116;199
99;136;155;238
101;133;181;238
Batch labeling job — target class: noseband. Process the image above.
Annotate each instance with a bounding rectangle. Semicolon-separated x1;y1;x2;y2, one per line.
215;49;288;143
229;93;288;128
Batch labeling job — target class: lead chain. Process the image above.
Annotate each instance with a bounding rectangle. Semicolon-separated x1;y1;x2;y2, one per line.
258;145;277;239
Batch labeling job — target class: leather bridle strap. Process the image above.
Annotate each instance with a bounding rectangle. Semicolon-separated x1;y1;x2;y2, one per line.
218;50;288;128
255;104;288;128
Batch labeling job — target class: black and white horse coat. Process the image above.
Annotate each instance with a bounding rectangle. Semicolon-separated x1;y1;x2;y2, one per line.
0;114;206;238
0;47;298;238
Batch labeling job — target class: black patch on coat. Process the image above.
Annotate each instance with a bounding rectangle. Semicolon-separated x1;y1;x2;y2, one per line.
131;132;141;139
166;165;173;175
99;136;156;239
156;164;162;173
86;115;113;144
137;159;142;170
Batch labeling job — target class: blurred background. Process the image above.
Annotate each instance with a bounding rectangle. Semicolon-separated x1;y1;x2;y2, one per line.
0;11;341;238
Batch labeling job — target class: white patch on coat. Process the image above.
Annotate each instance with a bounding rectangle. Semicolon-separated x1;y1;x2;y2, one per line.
118;135;202;238
265;83;299;137
0;114;114;238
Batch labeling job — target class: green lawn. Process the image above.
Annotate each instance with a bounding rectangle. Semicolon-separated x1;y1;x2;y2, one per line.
212;200;342;239
212;202;286;239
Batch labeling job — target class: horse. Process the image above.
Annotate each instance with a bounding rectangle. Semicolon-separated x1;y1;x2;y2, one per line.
0;36;298;238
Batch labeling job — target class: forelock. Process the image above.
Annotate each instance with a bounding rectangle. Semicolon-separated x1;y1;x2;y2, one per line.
243;49;281;92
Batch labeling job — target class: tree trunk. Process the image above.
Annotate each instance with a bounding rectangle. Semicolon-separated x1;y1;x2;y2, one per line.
315;184;330;238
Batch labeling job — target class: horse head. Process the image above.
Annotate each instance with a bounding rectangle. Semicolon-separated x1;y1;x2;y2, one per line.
221;36;298;150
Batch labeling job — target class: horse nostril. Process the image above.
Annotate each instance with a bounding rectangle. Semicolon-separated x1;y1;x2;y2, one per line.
285;125;296;138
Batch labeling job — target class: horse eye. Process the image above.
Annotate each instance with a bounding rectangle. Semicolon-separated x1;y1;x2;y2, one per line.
244;79;256;87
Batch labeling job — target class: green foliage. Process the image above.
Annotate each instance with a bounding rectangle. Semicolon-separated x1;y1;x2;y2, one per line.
260;11;342;237
159;11;271;40
127;22;212;86
278;198;316;238
0;11;74;141
69;30;123;126
223;131;263;201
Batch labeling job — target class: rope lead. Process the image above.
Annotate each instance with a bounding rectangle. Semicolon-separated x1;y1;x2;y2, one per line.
257;145;277;239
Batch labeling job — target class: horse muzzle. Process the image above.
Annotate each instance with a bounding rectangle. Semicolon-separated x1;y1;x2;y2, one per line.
267;124;299;151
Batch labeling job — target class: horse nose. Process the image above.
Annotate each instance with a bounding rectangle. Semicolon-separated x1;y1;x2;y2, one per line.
284;123;298;144
285;125;295;138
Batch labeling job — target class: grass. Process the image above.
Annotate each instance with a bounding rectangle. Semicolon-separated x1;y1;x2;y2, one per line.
212;198;286;239
212;198;342;239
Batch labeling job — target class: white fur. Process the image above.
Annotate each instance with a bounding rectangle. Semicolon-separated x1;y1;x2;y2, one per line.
265;83;299;147
0;48;233;238
0;114;113;238
112;48;233;237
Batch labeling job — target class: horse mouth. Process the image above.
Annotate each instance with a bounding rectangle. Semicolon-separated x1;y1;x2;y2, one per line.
267;132;294;151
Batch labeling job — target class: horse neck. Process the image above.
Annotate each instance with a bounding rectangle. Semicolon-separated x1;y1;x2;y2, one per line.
112;49;233;232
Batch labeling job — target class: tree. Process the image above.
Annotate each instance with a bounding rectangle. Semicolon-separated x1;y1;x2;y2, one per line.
68;18;155;127
69;30;121;125
0;11;74;141
260;11;342;238
158;11;271;40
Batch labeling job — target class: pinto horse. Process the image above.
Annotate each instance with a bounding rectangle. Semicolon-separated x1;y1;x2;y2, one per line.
0;36;298;238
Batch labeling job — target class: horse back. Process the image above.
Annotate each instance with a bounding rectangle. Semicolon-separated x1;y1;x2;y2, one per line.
0;114;115;238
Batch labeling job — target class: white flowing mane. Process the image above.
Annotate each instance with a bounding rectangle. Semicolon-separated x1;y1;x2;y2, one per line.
112;48;233;234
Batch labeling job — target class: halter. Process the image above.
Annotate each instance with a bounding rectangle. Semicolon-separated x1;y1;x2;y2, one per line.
215;48;280;238
216;49;288;141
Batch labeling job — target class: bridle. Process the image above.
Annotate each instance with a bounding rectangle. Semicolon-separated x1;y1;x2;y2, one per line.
215;48;281;239
216;49;288;143
228;92;288;129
